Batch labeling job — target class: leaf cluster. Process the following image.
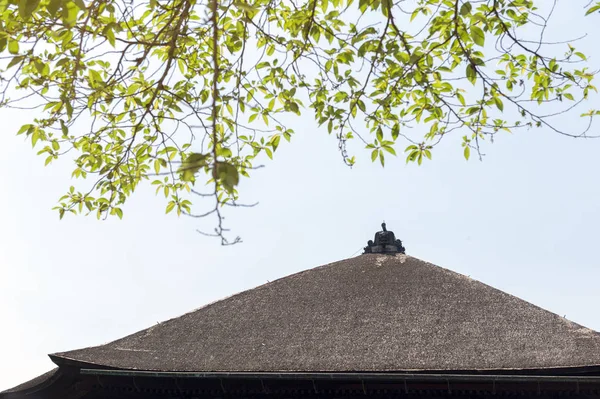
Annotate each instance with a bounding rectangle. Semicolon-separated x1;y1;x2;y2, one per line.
0;0;598;241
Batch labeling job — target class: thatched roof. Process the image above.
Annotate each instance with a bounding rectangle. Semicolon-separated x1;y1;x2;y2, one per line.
0;369;59;395
49;254;600;373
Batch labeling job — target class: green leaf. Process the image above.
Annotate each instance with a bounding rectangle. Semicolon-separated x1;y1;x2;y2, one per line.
391;124;399;140
383;146;396;156
17;124;32;135
289;101;299;114
6;56;23;69
165;201;176;214
179;153;209;182
270;134;281;150
214;162;240;193
494;97;504;112
459;2;472;16
410;8;420;21
73;0;86;10
376;126;383;142
464;146;471;160
586;3;600;15
405;149;418;164
8;40;19;55
61;2;79;26
47;0;61;16
233;0;258;13
19;0;41;18
357;99;366;112
470;26;485;47
466;64;477;85
105;27;116;47
31;130;40;147
60;120;69;136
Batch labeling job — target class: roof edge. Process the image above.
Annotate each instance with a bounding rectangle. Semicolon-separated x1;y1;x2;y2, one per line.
79;369;600;380
49;353;600;377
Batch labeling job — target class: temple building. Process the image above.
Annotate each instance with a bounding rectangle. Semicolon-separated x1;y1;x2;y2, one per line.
3;224;600;399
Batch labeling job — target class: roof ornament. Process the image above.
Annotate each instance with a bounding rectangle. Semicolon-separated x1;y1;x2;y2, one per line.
364;222;406;254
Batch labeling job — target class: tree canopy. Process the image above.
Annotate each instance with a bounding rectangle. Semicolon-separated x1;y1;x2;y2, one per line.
0;0;598;242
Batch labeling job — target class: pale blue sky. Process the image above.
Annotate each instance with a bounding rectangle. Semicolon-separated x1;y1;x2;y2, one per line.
1;1;599;392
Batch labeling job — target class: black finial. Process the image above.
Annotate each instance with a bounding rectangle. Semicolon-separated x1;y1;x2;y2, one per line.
364;223;405;254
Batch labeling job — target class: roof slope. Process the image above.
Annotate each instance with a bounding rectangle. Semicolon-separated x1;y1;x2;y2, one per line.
52;254;600;372
0;368;59;395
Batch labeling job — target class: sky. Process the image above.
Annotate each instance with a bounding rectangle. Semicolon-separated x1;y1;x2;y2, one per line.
1;1;600;392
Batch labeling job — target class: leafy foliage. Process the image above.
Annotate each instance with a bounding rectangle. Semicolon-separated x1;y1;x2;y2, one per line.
0;0;598;242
